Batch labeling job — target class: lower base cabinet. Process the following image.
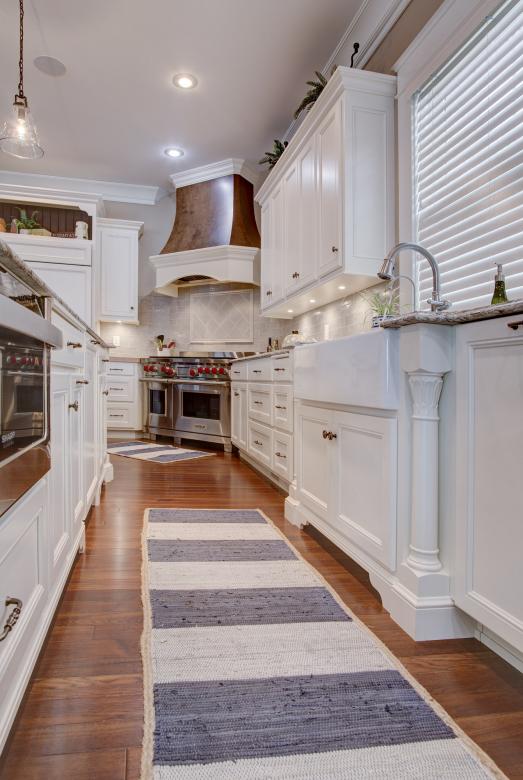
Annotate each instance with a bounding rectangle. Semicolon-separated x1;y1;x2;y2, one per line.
295;402;398;571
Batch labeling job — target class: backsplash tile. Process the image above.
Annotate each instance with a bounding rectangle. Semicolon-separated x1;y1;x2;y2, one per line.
100;283;289;357
290;285;387;341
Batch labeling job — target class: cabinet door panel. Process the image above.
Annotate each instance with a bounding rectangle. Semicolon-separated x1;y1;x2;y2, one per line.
296;405;331;521
99;229;138;321
69;381;84;529
318;104;343;278
49;374;71;586
29;262;92;325
331;411;397;570
284;163;301;295
83;346;97;508
260;202;273;311
231;383;247;450
297;138;317;290
455;322;523;651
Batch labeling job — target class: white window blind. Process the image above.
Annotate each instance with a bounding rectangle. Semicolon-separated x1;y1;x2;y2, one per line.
414;0;523;310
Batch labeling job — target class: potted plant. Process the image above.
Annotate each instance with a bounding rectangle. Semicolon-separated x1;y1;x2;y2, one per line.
294;71;328;120
12;208;41;234
259;139;288;170
365;289;399;328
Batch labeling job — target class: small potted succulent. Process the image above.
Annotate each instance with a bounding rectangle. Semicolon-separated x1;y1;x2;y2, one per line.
366;289;399;328
12;208;41;234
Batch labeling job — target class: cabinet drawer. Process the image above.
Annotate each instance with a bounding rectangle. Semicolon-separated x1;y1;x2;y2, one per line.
248;384;272;425
51;312;85;368
272;430;293;482
248;359;272;382
230;362;247;381
107;362;136;377
272;353;293;381
248;420;272;468
273;386;293;432
106;377;135;402
107;405;132;428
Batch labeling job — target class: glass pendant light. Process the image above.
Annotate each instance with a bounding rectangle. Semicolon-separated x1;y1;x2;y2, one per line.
0;0;44;159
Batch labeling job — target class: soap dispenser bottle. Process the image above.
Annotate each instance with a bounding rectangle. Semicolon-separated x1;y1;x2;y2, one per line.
491;263;509;305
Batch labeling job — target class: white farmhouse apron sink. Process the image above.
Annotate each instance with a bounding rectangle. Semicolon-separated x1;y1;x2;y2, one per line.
293;329;400;410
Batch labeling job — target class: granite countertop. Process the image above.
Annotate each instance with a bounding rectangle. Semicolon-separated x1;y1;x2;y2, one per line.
0;238;111;349
381;299;523;328
231;348;292;363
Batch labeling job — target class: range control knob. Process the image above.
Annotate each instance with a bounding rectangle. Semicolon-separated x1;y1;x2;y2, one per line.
189;368;196;377
204;367;210;374
218;367;225;375
198;366;204;374
212;366;218;375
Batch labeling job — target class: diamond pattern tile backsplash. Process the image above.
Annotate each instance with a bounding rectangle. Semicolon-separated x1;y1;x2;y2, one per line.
190;289;253;343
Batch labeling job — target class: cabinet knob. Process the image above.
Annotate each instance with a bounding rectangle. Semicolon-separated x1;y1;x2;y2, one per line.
266;290;272;296
234;392;240;397
322;429;337;440
292;271;300;279
0;597;23;643
253;439;263;446
130;306;134;310
331;246;339;253
69;400;79;412
102;389;109;396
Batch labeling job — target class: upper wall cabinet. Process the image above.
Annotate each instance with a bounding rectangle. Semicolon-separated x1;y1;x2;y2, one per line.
97;218;143;324
256;67;396;318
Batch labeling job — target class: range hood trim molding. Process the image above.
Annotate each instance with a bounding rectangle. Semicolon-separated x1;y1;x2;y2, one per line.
169;158;260;190
151;244;260;290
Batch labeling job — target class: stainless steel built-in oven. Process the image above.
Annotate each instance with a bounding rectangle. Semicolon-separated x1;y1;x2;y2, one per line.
146;379;175;433
0;269;62;518
174;381;231;447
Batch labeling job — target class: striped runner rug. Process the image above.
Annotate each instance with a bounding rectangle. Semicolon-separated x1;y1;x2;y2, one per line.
108;441;215;464
141;508;503;780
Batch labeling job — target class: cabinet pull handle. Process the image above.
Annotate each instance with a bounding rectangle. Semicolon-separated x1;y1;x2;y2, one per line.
109;368;124;371
102;359;110;363
266;290;272;296
275;451;287;459
253;400;263;405
292;271;300;279
0;597;23;642
274;367;286;372
322;429;337;440
253;370;262;374
233;370;241;374
109;386;123;391
275;404;287;410
195;424;206;429
102;389;109;396
69;401;79;412
253;439;263;446
67;341;82;349
331;246;339;253
507;319;523;330
90;338;102;346
110;413;124;417
76;379;89;385
234;392;240;397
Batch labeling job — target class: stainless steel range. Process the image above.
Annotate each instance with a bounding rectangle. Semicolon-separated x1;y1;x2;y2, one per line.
141;352;253;452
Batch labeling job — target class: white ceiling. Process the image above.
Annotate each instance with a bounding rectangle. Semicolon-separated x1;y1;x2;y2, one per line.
0;0;361;189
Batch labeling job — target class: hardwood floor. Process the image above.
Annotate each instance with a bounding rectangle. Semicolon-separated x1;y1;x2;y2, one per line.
1;450;522;779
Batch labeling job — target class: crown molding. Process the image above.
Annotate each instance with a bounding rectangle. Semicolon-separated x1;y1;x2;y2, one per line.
97;217;144;236
169;158;260;189
0;170;165;206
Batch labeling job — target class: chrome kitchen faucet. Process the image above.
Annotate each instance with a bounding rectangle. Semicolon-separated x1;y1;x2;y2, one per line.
378;242;450;312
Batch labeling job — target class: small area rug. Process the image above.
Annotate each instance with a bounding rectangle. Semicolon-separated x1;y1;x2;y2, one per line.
108;441;214;464
141;508;503;780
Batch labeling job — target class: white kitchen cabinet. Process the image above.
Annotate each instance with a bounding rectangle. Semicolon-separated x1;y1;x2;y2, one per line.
295;401;397;570
295;403;331;522
260;186;284;311
49;372;72;588
83;344;98;508
106;361;142;432
256;67;395;318
97;218;143;324
317;103;343;278
454;316;523;653
28;262;92;325
231;383;247;450
231;352;294;487
69;379;85;531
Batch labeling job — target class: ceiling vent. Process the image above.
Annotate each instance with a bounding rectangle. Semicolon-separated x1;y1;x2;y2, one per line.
150;159;261;296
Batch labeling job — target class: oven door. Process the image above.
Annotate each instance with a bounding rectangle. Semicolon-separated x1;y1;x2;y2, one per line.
175;382;230;438
146;380;174;431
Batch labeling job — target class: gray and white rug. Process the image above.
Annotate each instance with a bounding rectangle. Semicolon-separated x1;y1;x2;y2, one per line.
108;441;215;464
141;508;502;780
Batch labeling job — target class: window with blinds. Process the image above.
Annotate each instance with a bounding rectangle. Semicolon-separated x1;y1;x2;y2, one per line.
413;0;523;310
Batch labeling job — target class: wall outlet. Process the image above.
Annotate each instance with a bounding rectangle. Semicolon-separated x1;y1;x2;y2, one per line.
112;334;121;347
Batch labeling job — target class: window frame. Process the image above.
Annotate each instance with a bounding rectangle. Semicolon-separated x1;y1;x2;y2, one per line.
394;0;504;312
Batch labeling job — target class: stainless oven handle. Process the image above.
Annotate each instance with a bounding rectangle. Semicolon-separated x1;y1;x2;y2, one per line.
0;295;63;348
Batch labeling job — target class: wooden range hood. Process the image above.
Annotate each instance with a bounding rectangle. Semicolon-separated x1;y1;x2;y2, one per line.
150;159;261;296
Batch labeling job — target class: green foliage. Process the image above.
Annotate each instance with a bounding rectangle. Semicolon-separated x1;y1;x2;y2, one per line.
259;139;289;170
366;289;399;317
13;208;40;230
293;71;328;120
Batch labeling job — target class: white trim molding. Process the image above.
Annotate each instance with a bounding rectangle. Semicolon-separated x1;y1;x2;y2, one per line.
0;170;165;206
97;217;144;238
169;159;260;189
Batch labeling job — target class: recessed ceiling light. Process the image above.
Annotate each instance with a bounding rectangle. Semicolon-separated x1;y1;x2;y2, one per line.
287;309;293;313
309;299;316;304
164;147;184;158
173;73;198;89
34;56;66;77
338;285;346;290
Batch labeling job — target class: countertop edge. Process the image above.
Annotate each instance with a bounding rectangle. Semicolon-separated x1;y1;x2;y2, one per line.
231;348;292;363
381;300;523;328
